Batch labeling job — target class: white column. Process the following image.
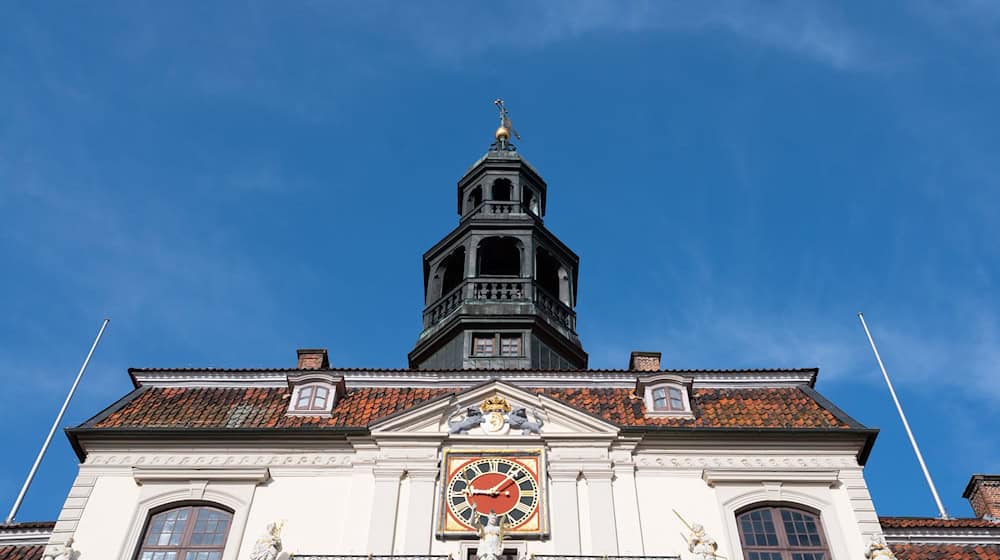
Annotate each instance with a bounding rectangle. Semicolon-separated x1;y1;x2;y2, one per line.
548;468;582;554
367;467;404;553
399;468;439;554
612;462;645;554
584;470;619;555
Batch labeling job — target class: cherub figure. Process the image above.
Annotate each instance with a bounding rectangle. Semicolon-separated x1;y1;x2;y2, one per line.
250;520;285;560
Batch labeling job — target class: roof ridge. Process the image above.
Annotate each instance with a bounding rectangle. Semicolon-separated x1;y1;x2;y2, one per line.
128;366;820;373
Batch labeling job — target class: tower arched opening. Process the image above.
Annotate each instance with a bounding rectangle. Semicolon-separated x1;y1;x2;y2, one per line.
440;247;466;296
492;178;513;201
478;237;521;276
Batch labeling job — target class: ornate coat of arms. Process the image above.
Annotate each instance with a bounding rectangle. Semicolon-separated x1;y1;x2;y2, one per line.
447;395;544;435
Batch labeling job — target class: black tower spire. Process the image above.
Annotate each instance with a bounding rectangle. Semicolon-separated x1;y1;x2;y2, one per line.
409;101;587;369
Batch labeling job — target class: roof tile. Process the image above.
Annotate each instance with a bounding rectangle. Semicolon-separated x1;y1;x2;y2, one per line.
890;543;1000;560
0;545;43;560
93;385;850;430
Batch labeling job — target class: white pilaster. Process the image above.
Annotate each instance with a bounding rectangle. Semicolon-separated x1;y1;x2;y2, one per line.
611;461;644;554
584;470;619;555
399;468;439;554
367;467;404;553
548;468;582;554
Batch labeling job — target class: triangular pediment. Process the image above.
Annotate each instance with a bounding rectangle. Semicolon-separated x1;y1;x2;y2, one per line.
369;380;619;440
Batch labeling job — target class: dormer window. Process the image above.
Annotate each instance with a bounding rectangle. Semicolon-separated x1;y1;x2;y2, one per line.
635;373;694;418
294;384;330;411
287;373;343;416
651;386;685;412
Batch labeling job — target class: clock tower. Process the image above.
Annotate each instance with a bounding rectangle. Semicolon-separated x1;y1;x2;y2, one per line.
409;101;587;370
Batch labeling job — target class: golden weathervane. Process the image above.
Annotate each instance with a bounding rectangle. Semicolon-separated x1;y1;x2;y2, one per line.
493;98;521;150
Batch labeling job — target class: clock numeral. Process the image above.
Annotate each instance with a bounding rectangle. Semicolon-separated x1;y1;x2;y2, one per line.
520;488;535;497
467;463;481;477
488;458;500;472
513;501;534;515
452;499;472;515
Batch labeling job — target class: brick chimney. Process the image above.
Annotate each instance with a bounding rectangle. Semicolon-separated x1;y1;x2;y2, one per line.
296;348;330;370
963;475;1000;520
628;351;661;372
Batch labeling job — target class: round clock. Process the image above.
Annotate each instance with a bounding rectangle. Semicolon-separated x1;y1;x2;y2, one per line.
446;457;539;528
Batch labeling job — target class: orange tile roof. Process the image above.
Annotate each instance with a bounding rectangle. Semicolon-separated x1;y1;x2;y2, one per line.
94;386;452;429
0;545;43;560
890;543;1000;560
538;387;850;428
91;385;852;430
881;517;1000;529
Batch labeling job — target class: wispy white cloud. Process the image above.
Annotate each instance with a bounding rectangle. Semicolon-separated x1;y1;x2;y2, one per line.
362;1;872;70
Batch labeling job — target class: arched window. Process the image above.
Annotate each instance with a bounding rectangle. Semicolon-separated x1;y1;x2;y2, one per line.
737;506;830;560
294;384;331;411
492;178;513;201
440;247;466;296
137;504;232;560
478;237;521;276
467;186;483;212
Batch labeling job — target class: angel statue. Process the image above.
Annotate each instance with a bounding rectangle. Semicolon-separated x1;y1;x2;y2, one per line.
472;503;508;560
864;535;898;560
42;537;76;560
250;520;285;560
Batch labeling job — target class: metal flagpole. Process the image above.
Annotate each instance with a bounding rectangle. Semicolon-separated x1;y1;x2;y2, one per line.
857;312;949;519
5;318;110;524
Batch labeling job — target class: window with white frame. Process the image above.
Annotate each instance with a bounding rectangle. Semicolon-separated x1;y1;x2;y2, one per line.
287;382;336;415
651;385;686;412
637;374;693;417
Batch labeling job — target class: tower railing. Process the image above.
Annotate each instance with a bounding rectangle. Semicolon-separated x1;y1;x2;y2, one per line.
421;278;576;332
463;200;539;221
533;285;576;332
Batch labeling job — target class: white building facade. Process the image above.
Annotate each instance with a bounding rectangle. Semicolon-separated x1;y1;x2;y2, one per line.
53;361;881;560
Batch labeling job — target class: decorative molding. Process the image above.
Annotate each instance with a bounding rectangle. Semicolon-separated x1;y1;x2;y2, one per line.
132;467;271;485
883;528;1000;545
132;368;816;389
703;469;840;487
0;526;53;546
85;453;356;468
634;454;856;470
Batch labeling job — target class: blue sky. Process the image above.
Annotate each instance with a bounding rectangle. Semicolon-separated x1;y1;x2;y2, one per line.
1;1;997;522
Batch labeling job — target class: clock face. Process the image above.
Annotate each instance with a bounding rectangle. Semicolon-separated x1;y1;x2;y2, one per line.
439;451;545;535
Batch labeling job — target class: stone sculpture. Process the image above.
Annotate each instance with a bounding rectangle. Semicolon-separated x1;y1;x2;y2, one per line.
447;397;544;435
674;509;722;560
506;408;543;435
250;520;284;560
448;407;484;434
685;523;720;560
43;537;75;560
864;535;898;559
472;504;507;560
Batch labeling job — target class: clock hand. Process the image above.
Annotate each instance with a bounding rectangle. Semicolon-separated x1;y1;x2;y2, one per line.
486;469;520;494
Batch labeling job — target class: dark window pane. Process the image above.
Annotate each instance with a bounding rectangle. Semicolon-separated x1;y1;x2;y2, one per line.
138;506;230;560
296;386;314;409
668;387;684;410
